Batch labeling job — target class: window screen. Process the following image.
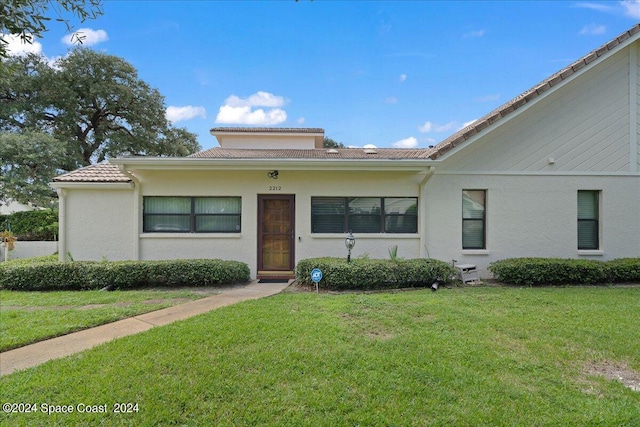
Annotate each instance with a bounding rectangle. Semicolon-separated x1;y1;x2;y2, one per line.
462;190;486;249
577;190;599;250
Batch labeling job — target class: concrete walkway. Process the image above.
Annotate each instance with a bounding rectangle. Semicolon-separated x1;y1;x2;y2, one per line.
0;280;291;376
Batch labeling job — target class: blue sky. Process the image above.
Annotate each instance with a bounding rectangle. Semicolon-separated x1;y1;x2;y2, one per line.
5;1;640;151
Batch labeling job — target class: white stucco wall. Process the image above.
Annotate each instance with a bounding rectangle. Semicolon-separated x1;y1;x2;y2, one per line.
422;174;640;278
1;241;58;261
63;188;135;261
217;135;318;149
425;41;640;277
134;169;423;277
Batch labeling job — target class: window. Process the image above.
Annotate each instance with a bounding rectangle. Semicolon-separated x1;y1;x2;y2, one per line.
311;197;418;233
143;197;241;233
577;190;599;250
462;190;486;249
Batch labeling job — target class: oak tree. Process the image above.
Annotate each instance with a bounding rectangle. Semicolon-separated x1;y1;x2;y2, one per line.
1;49;201;168
1;0;103;59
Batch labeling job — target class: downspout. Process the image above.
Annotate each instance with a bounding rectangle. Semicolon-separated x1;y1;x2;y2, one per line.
419;166;436;258
117;165;141;260
56;188;67;262
630;42;638;174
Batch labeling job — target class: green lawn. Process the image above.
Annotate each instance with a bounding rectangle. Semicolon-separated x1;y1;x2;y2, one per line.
0;289;216;351
1;286;639;426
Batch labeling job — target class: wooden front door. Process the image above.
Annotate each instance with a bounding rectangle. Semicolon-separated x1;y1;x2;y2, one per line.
258;195;295;275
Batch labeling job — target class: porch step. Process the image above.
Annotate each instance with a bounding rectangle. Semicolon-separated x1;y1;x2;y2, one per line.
257;270;295;280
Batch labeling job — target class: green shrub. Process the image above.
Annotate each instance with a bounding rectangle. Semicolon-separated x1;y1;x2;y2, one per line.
0;259;250;291
488;257;640;286
3;209;58;241
295;257;457;291
0;254;59;266
606;258;640;282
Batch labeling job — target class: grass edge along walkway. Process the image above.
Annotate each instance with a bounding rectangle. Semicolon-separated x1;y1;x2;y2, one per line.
0;280;291;376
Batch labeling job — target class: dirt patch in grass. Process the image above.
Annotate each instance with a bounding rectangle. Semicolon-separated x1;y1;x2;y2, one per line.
584;360;640;392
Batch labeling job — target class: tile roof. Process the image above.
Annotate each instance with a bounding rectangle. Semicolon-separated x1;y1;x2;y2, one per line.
430;23;640;160
53;149;435;183
53;24;639;184
53;163;132;183
210;127;324;134
188;148;436;159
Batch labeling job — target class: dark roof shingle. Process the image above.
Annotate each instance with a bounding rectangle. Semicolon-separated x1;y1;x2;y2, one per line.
189;148;435;159
210;127;324;134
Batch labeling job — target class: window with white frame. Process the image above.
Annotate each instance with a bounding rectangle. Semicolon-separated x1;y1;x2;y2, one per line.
143;196;241;233
311;197;418;233
577;190;599;250
462;190;486;249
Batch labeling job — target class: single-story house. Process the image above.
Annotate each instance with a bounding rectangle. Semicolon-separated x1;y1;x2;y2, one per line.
52;25;640;280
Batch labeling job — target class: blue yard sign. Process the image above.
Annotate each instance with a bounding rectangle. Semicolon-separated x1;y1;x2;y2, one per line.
311;268;322;293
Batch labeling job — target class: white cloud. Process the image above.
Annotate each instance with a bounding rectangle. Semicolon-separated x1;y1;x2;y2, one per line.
363;144;378;149
575;1;640;17
62;28;108;46
3;33;42;56
297;117;306;124
418;121;457;133
418;121;432;133
460;119;478;130
385;96;398;104
224;91;286;108
399;74;407;83
166;106;206;123
579;23;607;36
464;29;485;38
475;93;500;102
216;105;287;125
621;0;640;18
574;2;614;13
215;92;288;125
392;137;418;148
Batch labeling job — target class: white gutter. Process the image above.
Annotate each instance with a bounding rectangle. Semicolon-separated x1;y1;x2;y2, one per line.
109;157;440;172
55;188;67;263
117;166;141;260
49;182;134;190
418;166;437;259
630;42;638;174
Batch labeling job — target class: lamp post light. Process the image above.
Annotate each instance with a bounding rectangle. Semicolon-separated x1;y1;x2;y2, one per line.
345;231;356;263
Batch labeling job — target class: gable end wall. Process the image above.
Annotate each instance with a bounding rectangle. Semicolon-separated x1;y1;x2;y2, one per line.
440;45;635;173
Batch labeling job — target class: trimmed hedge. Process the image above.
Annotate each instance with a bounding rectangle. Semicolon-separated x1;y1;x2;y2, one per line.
488;257;640;286
1;209;58;241
0;259;250;291
606;258;640;283
296;257;457;291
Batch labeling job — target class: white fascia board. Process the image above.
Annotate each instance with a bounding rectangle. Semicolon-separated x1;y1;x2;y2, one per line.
49;182;135;190
435;170;640;177
109;157;439;172
210;130;324;138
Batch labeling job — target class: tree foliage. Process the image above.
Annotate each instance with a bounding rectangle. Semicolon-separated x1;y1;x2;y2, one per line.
0;0;103;59
1;49;201;168
0;131;67;208
323;137;345;148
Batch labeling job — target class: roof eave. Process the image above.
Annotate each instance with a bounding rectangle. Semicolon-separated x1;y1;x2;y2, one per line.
50;181;135;189
109;157;440;172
